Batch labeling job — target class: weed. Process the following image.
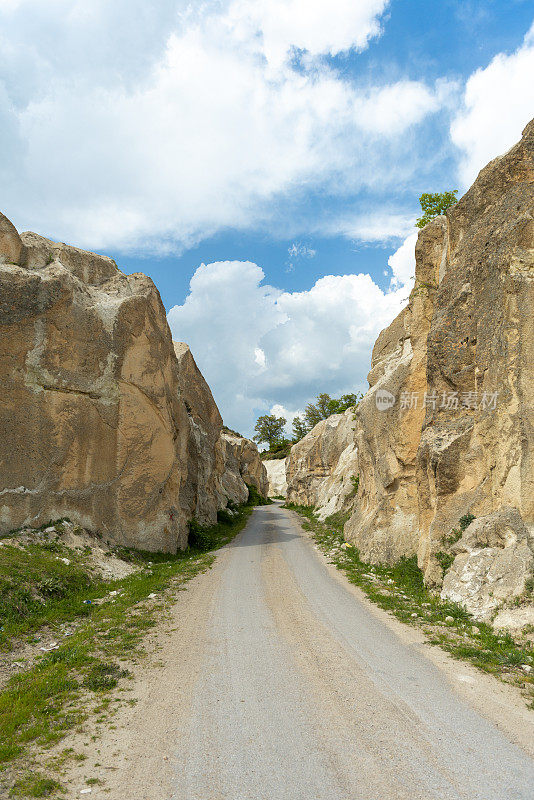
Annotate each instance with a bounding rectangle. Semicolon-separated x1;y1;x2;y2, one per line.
10;772;63;797
435;551;455;573
83;663;130;692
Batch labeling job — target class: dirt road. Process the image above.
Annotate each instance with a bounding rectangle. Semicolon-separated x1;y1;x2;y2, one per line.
67;503;534;799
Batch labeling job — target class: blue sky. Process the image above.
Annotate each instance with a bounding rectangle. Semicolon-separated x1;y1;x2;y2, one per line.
1;1;533;436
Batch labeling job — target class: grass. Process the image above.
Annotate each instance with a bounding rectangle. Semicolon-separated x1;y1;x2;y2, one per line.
0;493;261;796
10;772;63;797
285;503;534;707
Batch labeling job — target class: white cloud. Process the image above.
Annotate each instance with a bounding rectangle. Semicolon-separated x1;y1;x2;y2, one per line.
269;404;301;437
168;256;409;436
228;0;389;66
451;22;534;187
388;231;417;288
0;0;446;251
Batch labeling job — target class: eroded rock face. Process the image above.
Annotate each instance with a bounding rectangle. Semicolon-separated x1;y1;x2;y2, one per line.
215;433;267;506
344;218;445;563
264;458;288;498
286;410;357;519
173;341;223;526
342;119;534;625
441;509;534;621
417;121;534;582
0;216;265;552
0;222;196;551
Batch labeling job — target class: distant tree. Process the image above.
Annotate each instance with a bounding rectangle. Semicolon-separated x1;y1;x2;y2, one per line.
292;416;308;443
415;190;458;228
253;414;286;450
304;393;331;429
304;392;363;429
328;393;363;415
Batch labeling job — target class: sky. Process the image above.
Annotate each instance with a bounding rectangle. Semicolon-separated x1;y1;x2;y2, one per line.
1;0;533;437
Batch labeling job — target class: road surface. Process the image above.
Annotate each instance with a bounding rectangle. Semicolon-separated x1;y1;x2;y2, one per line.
73;502;534;800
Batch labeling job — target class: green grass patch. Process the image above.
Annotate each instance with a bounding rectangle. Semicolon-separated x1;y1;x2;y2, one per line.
10;771;63;797
285;503;534;704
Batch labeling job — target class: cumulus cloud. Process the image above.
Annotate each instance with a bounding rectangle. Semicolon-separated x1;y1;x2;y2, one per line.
228;0;389;65
451;22;534;187
0;0;446;251
388;231;417;288
167;245;412;435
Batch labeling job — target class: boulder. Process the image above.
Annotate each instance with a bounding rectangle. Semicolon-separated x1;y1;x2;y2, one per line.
264;458;288;498
441;509;534;621
0;212;26;266
286;409;357;519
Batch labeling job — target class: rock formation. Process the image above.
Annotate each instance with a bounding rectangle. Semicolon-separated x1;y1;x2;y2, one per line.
343;119;534;623
344;217;445;563
173;341;223;526
441;509;533;622
217;432;268;504
264;458;288;498
0;215;266;552
286;410;358;520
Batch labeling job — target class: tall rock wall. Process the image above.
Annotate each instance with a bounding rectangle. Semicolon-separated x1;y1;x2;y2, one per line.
0;215;265;552
286;409;358;520
344;218;446;563
344;120;534;618
173;341;223;526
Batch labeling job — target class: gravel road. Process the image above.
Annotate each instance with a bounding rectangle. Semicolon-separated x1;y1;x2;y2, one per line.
68;503;534;800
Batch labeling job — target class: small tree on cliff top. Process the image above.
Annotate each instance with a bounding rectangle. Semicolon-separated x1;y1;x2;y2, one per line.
416;190;458;228
253;414;286;450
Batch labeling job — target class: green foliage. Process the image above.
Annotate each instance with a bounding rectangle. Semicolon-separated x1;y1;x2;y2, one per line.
83;662;130;692
245;483;271;507
415;190;458;228
260;439;292;460
0;541;92;642
222;425;242;437
435;551;455;573
291;392;364;442
350;474;359;495
253;414;286;449
291;415;309;443
304;392;362;430
459;513;476;531
10;772;63;797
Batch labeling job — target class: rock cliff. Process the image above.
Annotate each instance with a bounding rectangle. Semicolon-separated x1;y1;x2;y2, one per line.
286;410;358;520
0;215;265;551
216;433;268;504
264;458;288;498
343;119;534;622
